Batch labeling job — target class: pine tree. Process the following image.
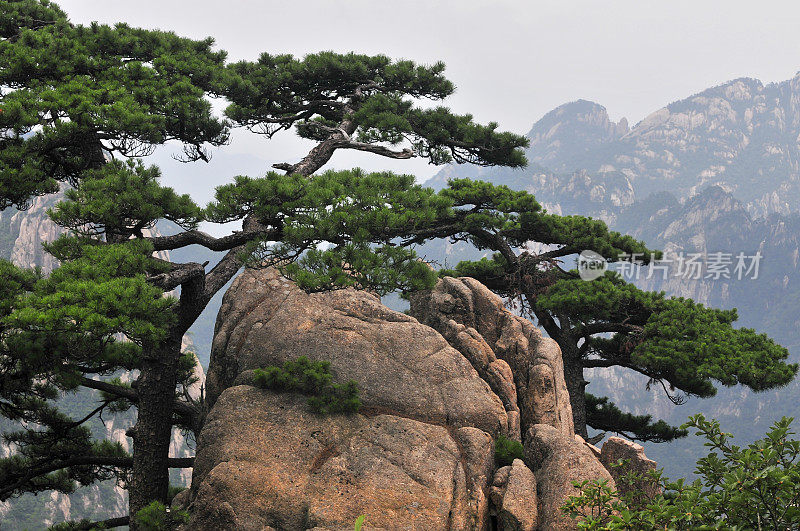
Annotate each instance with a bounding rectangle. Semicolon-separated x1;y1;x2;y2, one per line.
0;1;529;526
405;178;795;441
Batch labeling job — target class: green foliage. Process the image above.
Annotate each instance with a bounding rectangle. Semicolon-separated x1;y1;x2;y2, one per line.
10;239;174;345
207;168;447;295
535;271;795;403
0;1;230;209
440;179;656;260
585;394;687;443
495;434;525;467
49;159;202;238
253;356;360;415
354;514;366;531
133;500;189;531
562;415;800;529
0;239;175;500
223;51;528;168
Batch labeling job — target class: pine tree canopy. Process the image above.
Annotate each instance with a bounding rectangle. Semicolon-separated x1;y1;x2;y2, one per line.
223;52;529;174
0;239;174;500
0;0;230;209
0;2;531;523
535;273;796;395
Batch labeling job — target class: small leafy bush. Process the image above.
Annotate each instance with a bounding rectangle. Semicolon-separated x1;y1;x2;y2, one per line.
253;356;360;414
562;414;800;530
495;434;525;467
133;500;190;530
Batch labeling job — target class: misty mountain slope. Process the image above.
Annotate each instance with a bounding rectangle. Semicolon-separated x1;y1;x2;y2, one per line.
524;99;629;173
423;73;800;479
435;73;800;217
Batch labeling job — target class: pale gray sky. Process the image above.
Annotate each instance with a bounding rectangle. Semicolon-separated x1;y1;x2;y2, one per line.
57;0;800;207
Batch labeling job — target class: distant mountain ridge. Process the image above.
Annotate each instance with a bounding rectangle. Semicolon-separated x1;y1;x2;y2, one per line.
433;73;800;218
423;72;800;480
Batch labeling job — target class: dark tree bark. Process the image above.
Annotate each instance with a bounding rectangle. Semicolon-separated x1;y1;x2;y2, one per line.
128;334;183;527
562;344;589;438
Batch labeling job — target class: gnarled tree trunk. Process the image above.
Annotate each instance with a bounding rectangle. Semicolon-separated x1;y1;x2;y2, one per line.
128;334;182;527
561;344;588;438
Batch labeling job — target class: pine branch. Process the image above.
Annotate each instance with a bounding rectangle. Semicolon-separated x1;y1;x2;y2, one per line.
148;262;206;292
580;321;643;336
335;140;414;159
148;227;277;252
78;377;198;419
0;456;194;500
74;516;130;530
202;245;247;303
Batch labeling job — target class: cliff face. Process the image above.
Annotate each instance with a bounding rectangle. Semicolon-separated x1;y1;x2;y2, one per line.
436;73;800;218
0;191;202;530
0;185;65;273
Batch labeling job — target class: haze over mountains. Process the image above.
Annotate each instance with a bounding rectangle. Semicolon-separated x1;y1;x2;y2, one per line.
425;72;800;478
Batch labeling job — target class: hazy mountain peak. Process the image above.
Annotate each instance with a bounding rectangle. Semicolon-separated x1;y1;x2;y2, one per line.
525;99;629;173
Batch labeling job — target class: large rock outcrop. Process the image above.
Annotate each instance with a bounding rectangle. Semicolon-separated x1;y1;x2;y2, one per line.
206;268;508;436
525;425;616;530
189;386;494;530
410;276;574;439
192;268;508;529
191;269;650;530
489;459;538;531
600;436;660;500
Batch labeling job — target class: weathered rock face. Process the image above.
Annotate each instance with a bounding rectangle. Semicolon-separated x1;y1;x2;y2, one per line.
0;184;66;273
206;268;508;437
600;436;660;500
410;276;574;439
490;459;538;531
194;270;652;530
189;386;494;530
193;267;512;529
525;425;616;530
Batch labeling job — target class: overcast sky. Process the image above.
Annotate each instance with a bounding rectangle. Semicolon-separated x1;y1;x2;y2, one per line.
57;0;800;207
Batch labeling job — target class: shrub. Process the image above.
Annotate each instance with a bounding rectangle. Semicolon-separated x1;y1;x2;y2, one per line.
562;414;800;530
133;501;189;530
495;434;525;467
253;356;360;414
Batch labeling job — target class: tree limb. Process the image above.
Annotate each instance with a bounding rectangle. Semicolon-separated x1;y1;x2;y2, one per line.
148;227;277;252
0;456;194;501
148;262;205;292
335;140;414;159
580;321;643;336
79;377;198;419
75;516;130;530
